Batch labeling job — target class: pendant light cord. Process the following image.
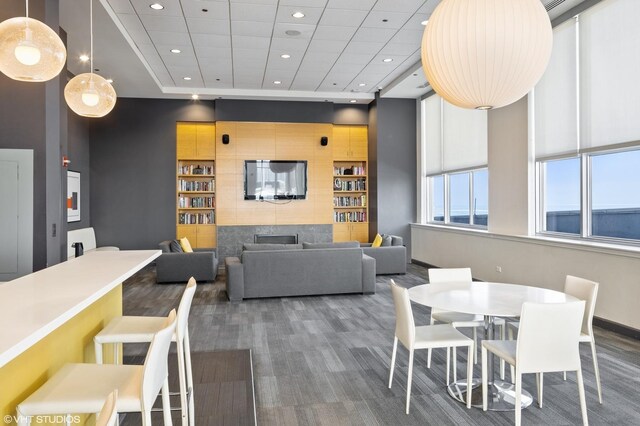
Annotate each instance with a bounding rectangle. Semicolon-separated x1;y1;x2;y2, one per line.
90;0;94;72
25;0;29;18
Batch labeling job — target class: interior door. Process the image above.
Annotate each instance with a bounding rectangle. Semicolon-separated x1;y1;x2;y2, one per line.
0;161;19;278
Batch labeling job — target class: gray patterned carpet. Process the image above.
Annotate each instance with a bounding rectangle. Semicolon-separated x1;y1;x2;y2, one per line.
122;263;640;425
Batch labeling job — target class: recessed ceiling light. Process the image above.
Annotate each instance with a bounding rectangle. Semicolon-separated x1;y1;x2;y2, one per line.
183;77;192;81
350;100;357;103
273;80;282;85
281;54;291;59
79;54;89;62
149;3;164;10
191;94;199;100
285;30;301;36
421;20;429;26
358;83;366;87
383;58;393;63
292;11;305;18
170;49;181;54
106;78;113;83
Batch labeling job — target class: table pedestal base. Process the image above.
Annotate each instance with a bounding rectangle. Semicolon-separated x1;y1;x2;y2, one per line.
447;379;533;411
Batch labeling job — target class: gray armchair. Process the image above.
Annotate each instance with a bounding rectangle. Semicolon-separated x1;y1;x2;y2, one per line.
156;240;218;283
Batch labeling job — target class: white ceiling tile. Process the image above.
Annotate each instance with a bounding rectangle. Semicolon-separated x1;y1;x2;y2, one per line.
280;0;328;6
233;0;278;4
232;21;273;37
307;39;348;53
130;0;183;16
272;23;316;40
325;0;376;11
163;54;199;68
330;62;364;75
389;28;423;44
361;11;412;29
230;3;277;23
319;9;367;27
181;1;229;19
416;0;439;15
106;0;135;14
275;6;324;25
404;13;431;29
194;46;232;59
266;52;303;69
139;14;188;32
373;0;426;13
148;31;192;46
269;37;310;53
234;48;269;63
203;77;233;88
187;18;230;35
117;14;153;45
336;52;376;65
313;25;357;41
191;33;231;48
298;61;334;74
380;43;420;56
233;35;271;50
352;27;397;43
343;41;385;54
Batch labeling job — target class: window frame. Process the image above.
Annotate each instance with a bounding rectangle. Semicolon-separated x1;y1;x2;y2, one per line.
426;167;488;229
536;145;640;246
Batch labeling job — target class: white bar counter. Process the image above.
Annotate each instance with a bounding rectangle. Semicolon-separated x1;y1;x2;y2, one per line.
0;250;160;368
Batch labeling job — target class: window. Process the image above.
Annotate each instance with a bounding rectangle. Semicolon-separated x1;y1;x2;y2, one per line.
540;157;581;235
427;168;488;228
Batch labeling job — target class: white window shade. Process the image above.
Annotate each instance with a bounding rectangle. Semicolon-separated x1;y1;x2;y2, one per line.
442;102;487;171
534;19;578;159
580;0;640;149
424;95;442;175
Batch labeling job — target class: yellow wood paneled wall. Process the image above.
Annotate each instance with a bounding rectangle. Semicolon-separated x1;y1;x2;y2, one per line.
216;122;335;225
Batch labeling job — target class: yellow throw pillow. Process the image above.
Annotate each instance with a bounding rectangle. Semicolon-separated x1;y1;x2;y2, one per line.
179;237;193;253
371;233;383;248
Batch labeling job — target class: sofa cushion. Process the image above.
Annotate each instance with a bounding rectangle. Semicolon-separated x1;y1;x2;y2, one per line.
371;234;383;248
243;243;302;251
179;237;193;253
381;234;393;247
302;241;360;249
169;240;183;253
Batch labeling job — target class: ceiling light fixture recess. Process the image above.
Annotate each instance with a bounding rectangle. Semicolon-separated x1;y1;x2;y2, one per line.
0;0;67;82
292;11;305;18
421;20;428;25
149;3;164;10
273;80;282;85
421;0;552;110
183;77;191;81
79;54;89;62
280;54;291;59
170;49;181;54
358;83;366;87
383;58;393;63
191;94;199;100
349;100;357;103
64;0;116;118
285;30;301;37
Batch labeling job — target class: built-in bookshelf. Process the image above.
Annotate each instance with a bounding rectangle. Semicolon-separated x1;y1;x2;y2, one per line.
333;159;369;243
176;122;216;248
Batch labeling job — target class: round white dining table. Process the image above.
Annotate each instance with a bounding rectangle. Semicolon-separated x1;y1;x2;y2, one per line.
408;281;578;411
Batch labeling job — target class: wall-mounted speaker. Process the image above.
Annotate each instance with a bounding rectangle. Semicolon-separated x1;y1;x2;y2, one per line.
222;134;230;144
320;136;328;146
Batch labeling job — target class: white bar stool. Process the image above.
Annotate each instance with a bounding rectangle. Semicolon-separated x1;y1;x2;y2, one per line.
17;310;177;426
94;278;197;426
96;390;118;426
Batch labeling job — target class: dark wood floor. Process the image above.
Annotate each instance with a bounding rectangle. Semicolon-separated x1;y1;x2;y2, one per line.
122;264;640;425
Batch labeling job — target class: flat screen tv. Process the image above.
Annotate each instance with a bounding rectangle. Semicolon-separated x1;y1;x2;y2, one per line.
244;160;307;200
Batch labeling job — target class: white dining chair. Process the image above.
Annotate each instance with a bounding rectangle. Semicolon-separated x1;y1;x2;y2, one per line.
482;301;588;426
507;275;602;404
17;310;177;426
427;268;506;377
388;280;474;414
96;390;118;426
95;278;197;426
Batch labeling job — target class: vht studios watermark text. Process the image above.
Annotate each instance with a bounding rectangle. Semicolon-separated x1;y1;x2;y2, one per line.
4;415;81;424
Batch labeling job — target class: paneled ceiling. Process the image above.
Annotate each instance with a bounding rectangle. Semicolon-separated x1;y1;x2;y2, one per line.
59;0;588;103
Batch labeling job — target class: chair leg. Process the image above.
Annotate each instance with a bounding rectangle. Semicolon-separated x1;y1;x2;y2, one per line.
95;341;103;364
406;349;414;415
453;346;458;383
472;328;478;364
446;346;450;385
17;408;30;426
427;316;435;368
466;345;473;409
113;343;119;365
162;376;173;426
508;326;515;383
576;367;589;426
515;370;522;426
536;373;544;408
590;339;603;404
184;330;195;426
500;324;505;380
481;346;488;411
142;410;152;426
177;339;189;426
563;371;567;381
388;337;398;388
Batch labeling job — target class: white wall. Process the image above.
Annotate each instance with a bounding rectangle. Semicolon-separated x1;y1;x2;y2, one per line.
411;224;640;330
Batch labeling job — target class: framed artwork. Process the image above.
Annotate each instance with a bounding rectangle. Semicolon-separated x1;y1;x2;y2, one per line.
67;171;80;222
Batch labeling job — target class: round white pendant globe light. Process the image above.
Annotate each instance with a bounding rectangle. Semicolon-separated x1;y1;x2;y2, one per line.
421;0;553;110
0;0;66;82
65;72;116;117
64;0;117;118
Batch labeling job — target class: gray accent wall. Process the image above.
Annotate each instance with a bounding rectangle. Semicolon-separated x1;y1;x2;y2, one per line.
89;98;216;250
368;95;417;259
66;95;91;233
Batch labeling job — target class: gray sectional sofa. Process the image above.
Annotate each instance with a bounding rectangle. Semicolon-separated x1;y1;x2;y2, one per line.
156;240;218;283
225;243;376;301
361;235;407;275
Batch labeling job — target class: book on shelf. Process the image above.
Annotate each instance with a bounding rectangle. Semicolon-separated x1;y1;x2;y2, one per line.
178;179;215;192
333;211;367;223
178;164;214;175
178;211;215;225
178;196;215;208
333;178;366;191
333;194;366;207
